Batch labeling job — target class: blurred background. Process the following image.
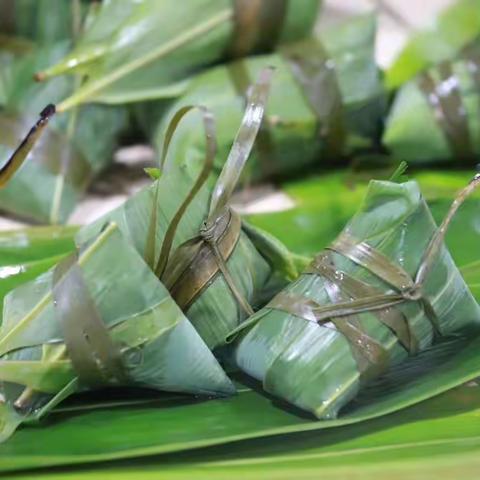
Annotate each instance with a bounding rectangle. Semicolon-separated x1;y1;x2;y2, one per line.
0;0;458;230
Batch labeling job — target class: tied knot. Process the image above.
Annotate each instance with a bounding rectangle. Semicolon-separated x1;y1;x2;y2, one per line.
401;284;423;301
200;210;231;245
200;220;219;244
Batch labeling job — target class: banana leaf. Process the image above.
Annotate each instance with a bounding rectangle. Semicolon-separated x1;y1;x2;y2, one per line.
36;0;320;109
0;222;234;443
0;39;128;223
230;177;480;418
386;0;480;89
148;14;384;182
383;37;480;166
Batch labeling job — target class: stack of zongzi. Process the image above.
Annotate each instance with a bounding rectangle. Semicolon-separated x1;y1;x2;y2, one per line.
149;14;384;181
230;176;480;418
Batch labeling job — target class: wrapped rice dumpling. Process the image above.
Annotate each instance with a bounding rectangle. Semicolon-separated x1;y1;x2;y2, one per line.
79;69;300;351
0;40;127;223
384;37;480;165
0;223;234;442
151;14;384;181
36;0;320;109
230;177;480;419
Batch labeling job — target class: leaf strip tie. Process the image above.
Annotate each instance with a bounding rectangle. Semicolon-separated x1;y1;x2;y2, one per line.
228;0;288;58
145;105;217;276
228;60;277;178
461;40;480;120
283;40;346;158
52;249;127;387
327;234;415;292
322;277;390;381
308;251;419;353
417;62;473;161
163;209;251;314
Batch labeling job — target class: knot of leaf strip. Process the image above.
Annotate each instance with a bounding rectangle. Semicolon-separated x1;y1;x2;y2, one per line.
163;209;254;316
401;284;423;301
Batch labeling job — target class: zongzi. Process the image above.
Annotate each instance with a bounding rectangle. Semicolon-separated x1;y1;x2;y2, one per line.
79;69;301;351
147;14;384;182
36;0;320;109
384;37;480;165
0;223;234;443
230;176;480;419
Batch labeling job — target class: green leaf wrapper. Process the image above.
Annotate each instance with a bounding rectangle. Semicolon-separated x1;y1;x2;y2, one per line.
150;14;384;181
231;179;480;418
0;223;233;443
37;0;320;109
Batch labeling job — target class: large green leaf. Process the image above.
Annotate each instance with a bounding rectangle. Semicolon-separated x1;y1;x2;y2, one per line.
10;384;480;479
1;329;480;473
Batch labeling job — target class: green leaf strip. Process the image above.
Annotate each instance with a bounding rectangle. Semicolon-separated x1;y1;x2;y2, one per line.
417;62;473;161
0;104;56;188
229;0;288;58
153;105;217;278
283;40;346;158
228;60;277;178
208;67;274;220
52;248;127;389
